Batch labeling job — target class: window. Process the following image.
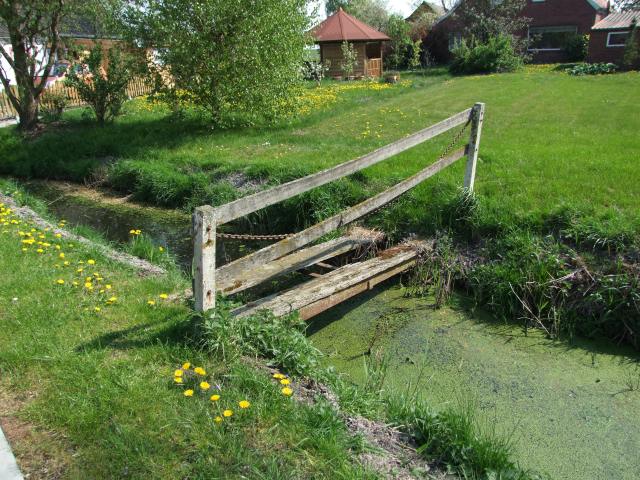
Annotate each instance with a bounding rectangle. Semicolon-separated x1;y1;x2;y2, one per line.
607;31;629;47
448;32;462;51
528;26;577;51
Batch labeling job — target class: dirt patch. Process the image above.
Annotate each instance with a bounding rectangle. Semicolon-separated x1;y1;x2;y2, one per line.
252;362;455;480
0;390;71;480
0;192;165;276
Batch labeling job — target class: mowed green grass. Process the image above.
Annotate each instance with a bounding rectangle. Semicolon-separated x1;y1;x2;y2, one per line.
0;198;373;478
1;66;638;232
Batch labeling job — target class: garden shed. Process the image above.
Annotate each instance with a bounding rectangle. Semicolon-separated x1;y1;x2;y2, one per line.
311;8;390;79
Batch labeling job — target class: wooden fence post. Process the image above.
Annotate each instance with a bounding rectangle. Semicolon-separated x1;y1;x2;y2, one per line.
463;102;485;191
193;206;216;313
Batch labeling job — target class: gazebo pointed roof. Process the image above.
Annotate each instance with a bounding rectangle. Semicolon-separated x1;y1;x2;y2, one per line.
311;8;390;43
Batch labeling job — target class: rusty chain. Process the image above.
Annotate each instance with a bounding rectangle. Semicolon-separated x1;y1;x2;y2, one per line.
217;118;472;242
216;231;292;241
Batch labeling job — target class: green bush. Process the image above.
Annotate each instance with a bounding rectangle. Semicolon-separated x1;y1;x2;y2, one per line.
565;63;617;76
66;44;133;125
450;35;523;75
203;303;321;377
40;89;69;123
563;34;589;62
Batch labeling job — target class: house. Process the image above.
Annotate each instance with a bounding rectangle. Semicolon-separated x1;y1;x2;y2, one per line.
0;19;121;90
424;0;610;63
588;10;640;66
310;8;390;78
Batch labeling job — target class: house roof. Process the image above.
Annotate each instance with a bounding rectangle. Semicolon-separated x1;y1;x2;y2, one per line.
592;10;640;30
311;8;390;42
434;0;608;26
406;2;444;22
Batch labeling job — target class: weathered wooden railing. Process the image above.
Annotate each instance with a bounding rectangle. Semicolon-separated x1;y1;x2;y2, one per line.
193;102;485;312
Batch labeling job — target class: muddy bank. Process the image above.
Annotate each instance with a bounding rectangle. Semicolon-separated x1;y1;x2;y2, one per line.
308;285;640;480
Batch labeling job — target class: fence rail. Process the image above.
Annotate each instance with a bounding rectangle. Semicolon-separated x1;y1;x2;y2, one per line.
0;77;152;120
193;102;486;312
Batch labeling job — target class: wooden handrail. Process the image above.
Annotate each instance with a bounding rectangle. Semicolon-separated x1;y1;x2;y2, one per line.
193;103;485;313
211;108;472;225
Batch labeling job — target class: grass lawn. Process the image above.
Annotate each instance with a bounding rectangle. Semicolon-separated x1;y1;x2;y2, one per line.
1;66;639;236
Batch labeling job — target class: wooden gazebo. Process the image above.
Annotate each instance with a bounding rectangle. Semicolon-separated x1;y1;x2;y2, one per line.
311;8;390;79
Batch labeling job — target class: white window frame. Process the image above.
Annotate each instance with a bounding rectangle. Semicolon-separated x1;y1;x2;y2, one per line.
527;25;578;52
606;31;629;48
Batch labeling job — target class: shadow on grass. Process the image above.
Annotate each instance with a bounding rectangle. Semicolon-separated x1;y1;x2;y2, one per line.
75;309;202;353
0;113;219;182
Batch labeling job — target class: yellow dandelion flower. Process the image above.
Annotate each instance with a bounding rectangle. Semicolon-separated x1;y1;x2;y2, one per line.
56;279;65;285
214;416;223;424
184;389;194;397
193;367;206;376
36;248;44;253
87;259;95;265
273;373;285;379
238;400;250;409
106;284;112;290
94;307;101;312
77;268;84;273
147;300;156;306
159;293;168;299
108;296;117;303
59;253;65;259
158;246;164;252
223;409;233;417
280;378;290;386
281;387;293;396
84;282;93;289
174;369;183;377
55;233;62;238
210;394;220;401
63;261;70;266
200;381;211;390
174;376;183;384
182;362;191;370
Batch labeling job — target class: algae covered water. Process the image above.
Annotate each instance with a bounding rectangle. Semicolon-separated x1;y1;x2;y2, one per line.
308;285;640;480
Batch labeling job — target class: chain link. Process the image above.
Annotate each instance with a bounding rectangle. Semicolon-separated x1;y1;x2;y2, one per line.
217;118;472;242
216;232;293;241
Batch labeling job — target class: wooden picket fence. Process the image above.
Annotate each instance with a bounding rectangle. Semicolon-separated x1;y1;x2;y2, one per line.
0;77;152;120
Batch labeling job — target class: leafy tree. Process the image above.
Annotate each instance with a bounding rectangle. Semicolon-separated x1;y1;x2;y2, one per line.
327;0;390;31
453;0;531;46
0;1;65;131
340;41;357;77
326;0;349;15
385;14;411;70
0;0;121;131
623;19;639;69
65;43;133;125
125;0;309;127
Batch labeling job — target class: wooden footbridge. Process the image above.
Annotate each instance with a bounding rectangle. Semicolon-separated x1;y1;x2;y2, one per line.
192;102;485;318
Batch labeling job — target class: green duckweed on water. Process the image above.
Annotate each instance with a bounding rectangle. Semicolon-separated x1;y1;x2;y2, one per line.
308;284;640;480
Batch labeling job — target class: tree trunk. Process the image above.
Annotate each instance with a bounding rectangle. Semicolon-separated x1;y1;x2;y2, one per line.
17;90;39;132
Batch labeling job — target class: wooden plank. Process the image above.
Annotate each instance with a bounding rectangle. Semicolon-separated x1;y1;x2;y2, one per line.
216;147;466;282
232;246;418;319
216;235;371;295
464;102;485;191
192;206;216;312
212;108;472;224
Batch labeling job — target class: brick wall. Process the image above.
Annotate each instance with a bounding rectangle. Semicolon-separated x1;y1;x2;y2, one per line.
588;29;640;67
